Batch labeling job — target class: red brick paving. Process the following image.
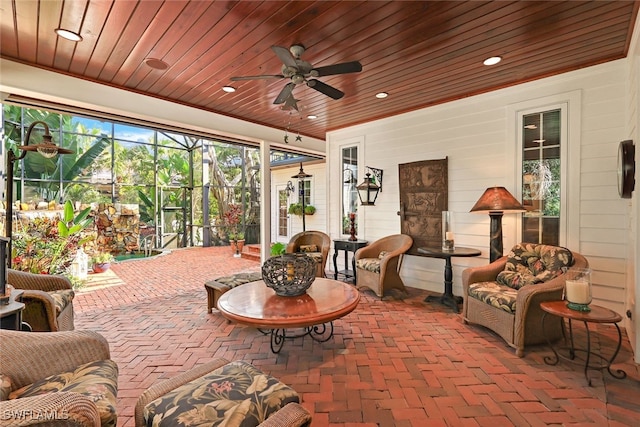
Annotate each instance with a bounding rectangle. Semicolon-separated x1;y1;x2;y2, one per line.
73;246;640;426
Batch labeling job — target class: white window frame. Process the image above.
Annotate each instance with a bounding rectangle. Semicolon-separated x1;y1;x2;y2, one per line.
507;90;582;249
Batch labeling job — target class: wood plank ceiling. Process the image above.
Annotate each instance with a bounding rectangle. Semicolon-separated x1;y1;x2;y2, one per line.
1;1;638;141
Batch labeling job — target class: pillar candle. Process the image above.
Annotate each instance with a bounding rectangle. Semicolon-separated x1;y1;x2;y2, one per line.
565;279;591;304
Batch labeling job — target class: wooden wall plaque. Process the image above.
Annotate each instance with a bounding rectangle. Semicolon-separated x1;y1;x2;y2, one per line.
398;158;448;255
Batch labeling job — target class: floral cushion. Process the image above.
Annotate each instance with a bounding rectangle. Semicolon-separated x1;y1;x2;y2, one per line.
378;251;389;259
305;252;323;263
143;360;299;427
468;281;518;313
0;374;12;401
496;243;573;290
9;359;118;427
356;258;380;273
299;244;318;253
50;289;75;315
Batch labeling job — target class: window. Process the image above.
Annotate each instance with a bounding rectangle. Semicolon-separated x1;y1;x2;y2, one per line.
521;109;561;245
342;146;358;234
278;189;289;237
298;179;311;206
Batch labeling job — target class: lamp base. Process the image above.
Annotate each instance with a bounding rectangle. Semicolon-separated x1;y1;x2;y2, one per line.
567;302;591;312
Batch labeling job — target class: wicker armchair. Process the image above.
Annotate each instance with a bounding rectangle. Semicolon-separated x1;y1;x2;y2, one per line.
354;234;413;298
462;243;588;357
8;269;75;331
286;231;331;277
0;329;119;426
135;358;312;427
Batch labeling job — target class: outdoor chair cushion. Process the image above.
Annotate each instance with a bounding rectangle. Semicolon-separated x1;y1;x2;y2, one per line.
51;288;75;315
467;281;518;313
496;243;573;290
355;258;381;274
142;360;300;426
8;359;119;427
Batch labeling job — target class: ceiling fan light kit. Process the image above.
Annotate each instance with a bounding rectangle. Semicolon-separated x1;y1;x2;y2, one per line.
231;44;362;106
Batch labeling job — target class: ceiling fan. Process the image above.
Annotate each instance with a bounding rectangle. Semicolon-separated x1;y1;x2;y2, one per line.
230;44;362;106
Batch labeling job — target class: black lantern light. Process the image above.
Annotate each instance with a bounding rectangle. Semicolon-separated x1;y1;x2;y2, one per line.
356;166;383;206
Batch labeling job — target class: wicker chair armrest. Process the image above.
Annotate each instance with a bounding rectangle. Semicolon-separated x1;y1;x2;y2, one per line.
8;270;73;292
20;290;60;332
0;330;110;389
354;242;382;261
0;392;101;426
134;358;230;427
461;257;507;291
258;402;312;427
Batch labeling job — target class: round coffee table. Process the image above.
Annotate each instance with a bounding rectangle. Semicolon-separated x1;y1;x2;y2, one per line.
217;278;360;353
540;301;627;386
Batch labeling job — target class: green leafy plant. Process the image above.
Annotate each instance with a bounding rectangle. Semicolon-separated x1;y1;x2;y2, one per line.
288;203;316;216
58;201;92;237
270;242;287;257
91;252;114;265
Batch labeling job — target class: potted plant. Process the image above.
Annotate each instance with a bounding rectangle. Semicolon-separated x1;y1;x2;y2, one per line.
270;242;287;257
91;252;114;273
288;203;316;216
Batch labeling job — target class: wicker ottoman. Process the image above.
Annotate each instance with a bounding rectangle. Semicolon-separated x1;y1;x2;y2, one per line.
134;358;312;426
205;272;262;312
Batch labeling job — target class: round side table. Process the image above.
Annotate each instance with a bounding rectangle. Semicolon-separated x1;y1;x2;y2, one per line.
540;300;627;386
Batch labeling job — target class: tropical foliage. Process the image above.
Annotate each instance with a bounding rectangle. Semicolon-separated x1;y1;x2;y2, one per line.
12;201;94;275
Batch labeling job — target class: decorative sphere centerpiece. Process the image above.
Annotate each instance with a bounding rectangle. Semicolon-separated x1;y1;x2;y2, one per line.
262;253;316;296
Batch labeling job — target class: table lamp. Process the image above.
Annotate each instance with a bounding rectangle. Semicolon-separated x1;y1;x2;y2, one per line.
470;186;525;263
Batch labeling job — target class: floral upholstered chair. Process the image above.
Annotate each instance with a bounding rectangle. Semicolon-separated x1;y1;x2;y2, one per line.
286;231;331;277
354;234;413;298
8;269;75;331
135;358;311;427
462;243;588;357
0;329;119;426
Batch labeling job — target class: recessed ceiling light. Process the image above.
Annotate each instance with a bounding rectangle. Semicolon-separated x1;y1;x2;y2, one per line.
307;115;317;119
144;58;169;70
483;56;502;66
222;86;236;93
375;92;388;99
55;28;82;42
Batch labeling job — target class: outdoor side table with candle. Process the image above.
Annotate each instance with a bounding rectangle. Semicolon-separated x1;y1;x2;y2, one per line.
540;301;627;386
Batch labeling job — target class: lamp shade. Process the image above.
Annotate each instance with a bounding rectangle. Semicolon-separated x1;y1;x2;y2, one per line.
469;186;525;213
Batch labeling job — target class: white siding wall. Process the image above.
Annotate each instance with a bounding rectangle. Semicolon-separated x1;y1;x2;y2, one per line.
270;164;328;244
327;60;632;322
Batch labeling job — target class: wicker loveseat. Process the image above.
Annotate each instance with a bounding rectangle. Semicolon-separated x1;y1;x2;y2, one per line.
286;231;331;278
354;234;413;298
8;269;75;331
0;329;119;426
462;242;588;357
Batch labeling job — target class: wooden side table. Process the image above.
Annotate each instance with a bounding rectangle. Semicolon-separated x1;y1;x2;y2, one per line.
540;301;627;386
417;246;481;313
332;239;367;282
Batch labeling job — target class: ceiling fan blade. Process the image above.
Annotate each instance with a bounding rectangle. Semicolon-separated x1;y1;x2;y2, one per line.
230;74;283;81
271;45;297;68
307;79;344;100
274;82;296;104
311;61;362;77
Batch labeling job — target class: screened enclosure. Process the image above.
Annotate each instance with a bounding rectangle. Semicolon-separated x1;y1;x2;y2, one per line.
1;104;266;250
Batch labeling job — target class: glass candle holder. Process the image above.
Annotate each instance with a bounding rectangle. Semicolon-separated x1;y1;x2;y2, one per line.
563;267;592;312
442;211;454;251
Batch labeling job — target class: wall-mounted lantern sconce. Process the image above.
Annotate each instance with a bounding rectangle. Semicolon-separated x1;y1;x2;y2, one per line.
5;121;73;267
357;166;383;206
285;180;295;197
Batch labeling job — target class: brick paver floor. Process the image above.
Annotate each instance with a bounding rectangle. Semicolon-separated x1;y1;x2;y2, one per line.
73;246;640;426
